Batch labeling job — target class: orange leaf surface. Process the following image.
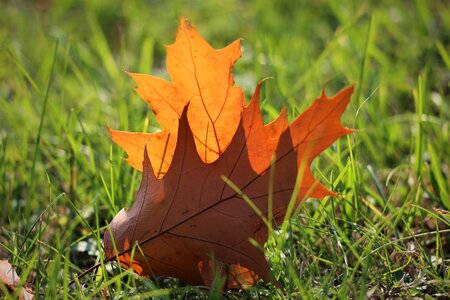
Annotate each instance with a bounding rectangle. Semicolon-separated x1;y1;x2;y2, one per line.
112;17;244;176
167;18;244;163
109;129;172;176
105;17;353;287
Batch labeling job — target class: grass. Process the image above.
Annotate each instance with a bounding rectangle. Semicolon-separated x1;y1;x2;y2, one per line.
1;0;449;298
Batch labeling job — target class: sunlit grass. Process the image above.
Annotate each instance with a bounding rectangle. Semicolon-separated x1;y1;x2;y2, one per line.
0;0;448;298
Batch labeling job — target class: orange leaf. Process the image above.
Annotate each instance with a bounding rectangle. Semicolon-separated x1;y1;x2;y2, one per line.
111;17;244;173
120;72;186;175
167;17;244;163
109;129;173;177
104;17;353;287
244;80;289;174
0;260;34;300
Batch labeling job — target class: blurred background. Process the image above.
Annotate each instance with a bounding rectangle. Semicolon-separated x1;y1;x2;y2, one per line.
1;0;448;208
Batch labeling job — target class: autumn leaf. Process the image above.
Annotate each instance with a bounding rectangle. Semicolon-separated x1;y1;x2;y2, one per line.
110;17;244;177
0;260;34;300
105;17;353;287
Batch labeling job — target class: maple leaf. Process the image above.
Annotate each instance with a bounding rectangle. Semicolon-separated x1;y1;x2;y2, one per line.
104;17;353;287
110;17;243;177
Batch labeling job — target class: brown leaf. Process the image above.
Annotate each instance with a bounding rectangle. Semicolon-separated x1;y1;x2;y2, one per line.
104;17;353;287
0;260;34;300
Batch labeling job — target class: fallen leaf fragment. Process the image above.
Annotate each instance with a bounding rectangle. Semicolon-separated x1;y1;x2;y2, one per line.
0;260;34;300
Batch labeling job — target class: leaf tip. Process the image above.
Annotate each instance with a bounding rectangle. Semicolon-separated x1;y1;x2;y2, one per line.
143;142;150;165
180;16;193;30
